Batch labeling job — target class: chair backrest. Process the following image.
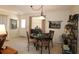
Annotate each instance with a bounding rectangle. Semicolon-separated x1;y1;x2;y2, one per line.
30;29;35;33
49;30;54;40
26;32;29;43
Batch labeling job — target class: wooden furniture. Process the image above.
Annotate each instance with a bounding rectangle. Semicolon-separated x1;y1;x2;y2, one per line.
32;33;51;54
1;46;17;54
26;32;37;52
0;34;7;48
39;33;51;54
0;24;7;53
49;30;54;47
30;29;37;39
29;28;54;54
0;34;7;54
62;14;78;54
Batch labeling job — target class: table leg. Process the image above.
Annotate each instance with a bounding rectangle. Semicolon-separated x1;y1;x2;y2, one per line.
36;40;39;50
48;40;50;54
41;40;43;54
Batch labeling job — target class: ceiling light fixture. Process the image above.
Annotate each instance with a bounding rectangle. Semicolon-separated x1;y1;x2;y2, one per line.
30;5;45;19
30;5;42;11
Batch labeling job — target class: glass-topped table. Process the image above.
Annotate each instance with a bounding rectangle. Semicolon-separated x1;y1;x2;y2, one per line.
31;33;51;54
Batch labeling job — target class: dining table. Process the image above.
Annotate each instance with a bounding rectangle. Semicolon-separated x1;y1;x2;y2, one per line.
31;32;51;54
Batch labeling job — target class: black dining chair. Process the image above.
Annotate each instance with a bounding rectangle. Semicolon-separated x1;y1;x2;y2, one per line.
36;33;51;54
30;29;36;39
49;30;54;47
26;32;37;52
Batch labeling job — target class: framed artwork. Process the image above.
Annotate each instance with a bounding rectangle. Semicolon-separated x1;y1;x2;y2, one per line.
10;19;17;29
49;21;61;29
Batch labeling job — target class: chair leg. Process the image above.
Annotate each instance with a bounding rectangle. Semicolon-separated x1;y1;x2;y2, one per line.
51;40;53;47
36;44;39;50
45;46;47;50
28;42;29;52
36;40;39;50
41;46;42;54
34;43;36;47
48;41;50;54
41;40;43;54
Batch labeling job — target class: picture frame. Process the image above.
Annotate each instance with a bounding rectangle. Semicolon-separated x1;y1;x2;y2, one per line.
49;21;61;29
10;19;17;29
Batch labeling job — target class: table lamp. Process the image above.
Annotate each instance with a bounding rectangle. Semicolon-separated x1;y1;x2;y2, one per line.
0;24;7;35
0;24;7;54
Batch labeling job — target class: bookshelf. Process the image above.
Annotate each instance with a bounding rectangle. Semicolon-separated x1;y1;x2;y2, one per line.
62;14;78;54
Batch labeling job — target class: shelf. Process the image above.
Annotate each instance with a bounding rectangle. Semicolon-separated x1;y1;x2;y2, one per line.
62;14;78;54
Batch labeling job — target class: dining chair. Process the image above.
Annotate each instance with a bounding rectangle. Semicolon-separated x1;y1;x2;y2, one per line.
36;33;51;54
26;32;37;52
49;30;54;47
30;29;36;39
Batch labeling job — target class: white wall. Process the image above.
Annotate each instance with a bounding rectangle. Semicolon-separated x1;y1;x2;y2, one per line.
71;6;79;14
0;9;19;39
45;10;70;43
8;15;19;39
20;10;71;43
0;6;78;44
18;13;42;37
18;15;27;37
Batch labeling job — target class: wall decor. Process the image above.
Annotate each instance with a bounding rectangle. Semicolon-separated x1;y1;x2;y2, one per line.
49;21;61;29
10;19;17;29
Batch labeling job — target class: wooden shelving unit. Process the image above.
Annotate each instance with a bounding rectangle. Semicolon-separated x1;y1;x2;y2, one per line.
62;14;78;54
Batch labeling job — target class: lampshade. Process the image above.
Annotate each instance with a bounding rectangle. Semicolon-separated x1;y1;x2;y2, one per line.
0;24;6;35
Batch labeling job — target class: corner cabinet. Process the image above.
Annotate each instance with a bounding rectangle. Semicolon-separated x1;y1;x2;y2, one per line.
62;14;78;54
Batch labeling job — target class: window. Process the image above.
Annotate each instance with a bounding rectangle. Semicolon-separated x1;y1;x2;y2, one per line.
21;19;26;28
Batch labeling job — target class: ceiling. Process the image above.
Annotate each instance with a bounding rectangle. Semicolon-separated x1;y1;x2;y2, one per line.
0;5;73;15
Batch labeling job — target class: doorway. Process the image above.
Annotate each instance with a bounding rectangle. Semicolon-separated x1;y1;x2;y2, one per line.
29;16;46;34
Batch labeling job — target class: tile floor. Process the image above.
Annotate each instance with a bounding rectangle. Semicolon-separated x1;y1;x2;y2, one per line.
3;37;62;54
